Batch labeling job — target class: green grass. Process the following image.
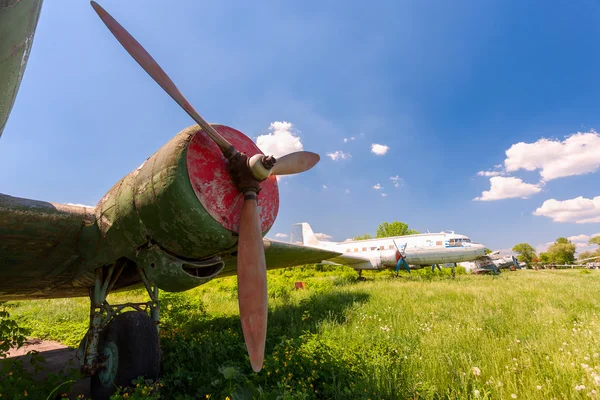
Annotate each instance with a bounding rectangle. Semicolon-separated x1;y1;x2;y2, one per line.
5;266;600;399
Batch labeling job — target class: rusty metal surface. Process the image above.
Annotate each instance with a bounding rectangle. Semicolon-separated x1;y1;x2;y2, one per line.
0;193;99;300
0;0;43;138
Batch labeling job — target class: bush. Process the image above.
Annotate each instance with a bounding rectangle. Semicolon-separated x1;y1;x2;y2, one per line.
0;303;81;399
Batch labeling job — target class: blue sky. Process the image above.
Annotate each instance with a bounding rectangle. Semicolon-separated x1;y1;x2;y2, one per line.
1;0;600;254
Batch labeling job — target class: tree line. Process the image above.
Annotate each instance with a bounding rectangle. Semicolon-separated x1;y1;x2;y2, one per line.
512;236;600;266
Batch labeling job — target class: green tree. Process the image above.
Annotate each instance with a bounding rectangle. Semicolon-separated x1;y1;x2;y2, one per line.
578;251;594;261
581;236;600;261
539;252;551;264
375;221;419;238
546;237;576;265
353;233;373;240
512;243;537;266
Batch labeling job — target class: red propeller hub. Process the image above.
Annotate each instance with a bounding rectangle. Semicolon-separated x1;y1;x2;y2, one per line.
186;124;279;234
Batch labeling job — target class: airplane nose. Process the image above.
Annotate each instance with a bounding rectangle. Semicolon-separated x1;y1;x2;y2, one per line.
473;244;486;255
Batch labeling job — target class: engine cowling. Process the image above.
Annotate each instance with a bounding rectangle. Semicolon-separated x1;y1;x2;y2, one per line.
92;124;279;290
380;248;401;268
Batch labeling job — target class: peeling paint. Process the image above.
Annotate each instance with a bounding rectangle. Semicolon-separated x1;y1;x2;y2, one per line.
186;124;279;234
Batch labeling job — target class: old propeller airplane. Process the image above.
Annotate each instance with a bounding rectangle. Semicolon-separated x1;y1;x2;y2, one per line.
0;1;343;398
294;222;488;275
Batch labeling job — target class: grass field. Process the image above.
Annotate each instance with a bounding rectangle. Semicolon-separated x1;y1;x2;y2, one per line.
4;266;600;399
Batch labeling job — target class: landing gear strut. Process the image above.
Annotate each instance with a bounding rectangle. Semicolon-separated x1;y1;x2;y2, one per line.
358;270;366;281
78;264;161;400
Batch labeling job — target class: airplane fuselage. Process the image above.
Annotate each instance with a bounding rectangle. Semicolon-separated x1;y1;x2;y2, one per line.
296;223;487;270
334;233;485;266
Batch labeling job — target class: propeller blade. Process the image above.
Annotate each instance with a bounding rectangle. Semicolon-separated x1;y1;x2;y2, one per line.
90;1;235;156
270;151;320;176
236;192;268;372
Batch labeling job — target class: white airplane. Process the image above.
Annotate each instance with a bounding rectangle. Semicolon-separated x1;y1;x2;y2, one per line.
292;223;487;274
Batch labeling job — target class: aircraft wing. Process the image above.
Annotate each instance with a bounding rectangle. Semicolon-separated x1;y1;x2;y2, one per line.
0;192;344;299
217;239;343;277
0;0;44;138
318;253;376;270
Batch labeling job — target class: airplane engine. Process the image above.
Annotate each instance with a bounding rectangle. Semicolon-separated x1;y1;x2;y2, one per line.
93;124;279;291
379;249;401;268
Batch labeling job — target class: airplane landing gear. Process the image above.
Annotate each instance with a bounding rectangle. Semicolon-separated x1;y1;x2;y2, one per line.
91;311;160;399
78;264;161;400
358;270;366;281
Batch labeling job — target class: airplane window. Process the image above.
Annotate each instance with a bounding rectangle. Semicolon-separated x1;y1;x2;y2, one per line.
371;247;377;250
362;248;367;252
379;246;385;250
346;249;350;253
436;241;442;246
389;245;394;249
354;248;358;252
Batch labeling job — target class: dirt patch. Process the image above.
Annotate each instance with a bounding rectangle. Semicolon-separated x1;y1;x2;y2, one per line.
4;339;90;397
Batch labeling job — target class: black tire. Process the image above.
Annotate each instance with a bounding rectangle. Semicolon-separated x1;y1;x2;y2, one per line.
90;311;161;400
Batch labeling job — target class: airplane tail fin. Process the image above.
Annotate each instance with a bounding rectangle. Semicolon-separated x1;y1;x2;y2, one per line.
293;222;322;246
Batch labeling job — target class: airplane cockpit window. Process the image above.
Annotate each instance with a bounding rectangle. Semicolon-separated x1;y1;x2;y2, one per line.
449;238;469;247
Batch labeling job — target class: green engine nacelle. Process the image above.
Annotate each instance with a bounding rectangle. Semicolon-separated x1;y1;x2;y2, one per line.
91;124;279;291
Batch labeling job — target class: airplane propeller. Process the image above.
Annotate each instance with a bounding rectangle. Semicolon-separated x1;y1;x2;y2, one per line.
392;240;408;260
90;1;320;372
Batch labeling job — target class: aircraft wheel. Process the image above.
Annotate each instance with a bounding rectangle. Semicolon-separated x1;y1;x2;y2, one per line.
91;311;161;400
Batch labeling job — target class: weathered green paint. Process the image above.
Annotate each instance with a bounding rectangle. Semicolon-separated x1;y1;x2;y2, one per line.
137;243;224;292
0;194;99;299
0;0;43;137
93;126;240;263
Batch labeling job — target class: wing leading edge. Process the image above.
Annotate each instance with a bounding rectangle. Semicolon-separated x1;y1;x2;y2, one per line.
217;239;342;277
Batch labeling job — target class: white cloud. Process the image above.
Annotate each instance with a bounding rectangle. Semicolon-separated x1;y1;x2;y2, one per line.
533;196;600;224
315;232;333;241
477;170;504;177
322;184;328;189
275;233;289;238
373;183;383;190
390;175;403;188
473;176;542;201
504;130;600;181
536;242;554;254
345;188;351;194
255;121;303;159
326;150;351;161
343;137;356;143
568;234;591;242
371;143;389;156
381;193;388;197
